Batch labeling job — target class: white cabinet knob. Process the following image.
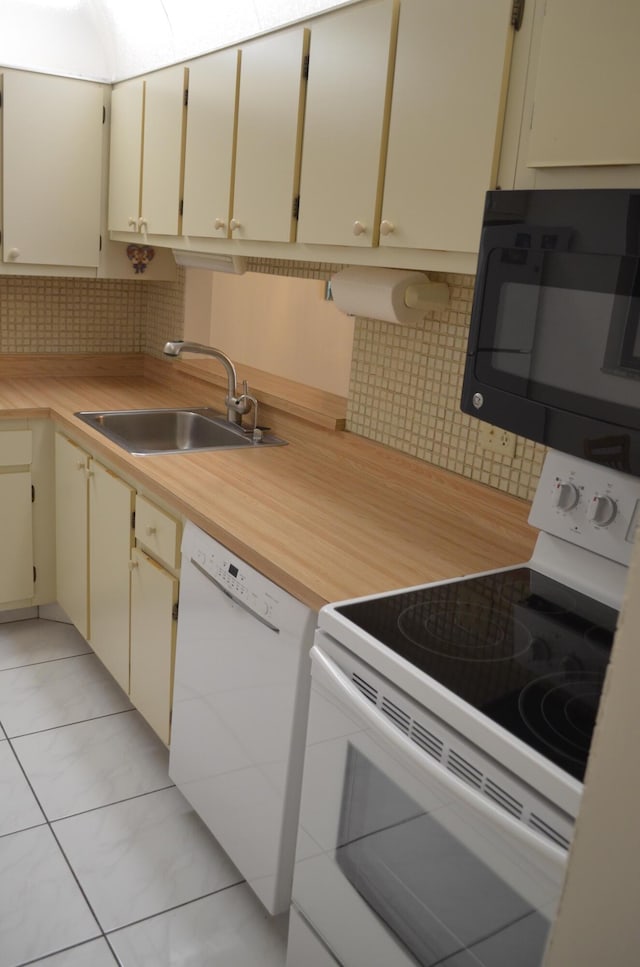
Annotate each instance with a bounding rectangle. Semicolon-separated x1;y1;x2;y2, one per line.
380;220;395;236
145;525;157;537
214;218;226;231
129;560;139;571
7;248;20;260
128;217;138;229
76;462;85;471
138;217;148;232
229;218;241;231
352;221;367;237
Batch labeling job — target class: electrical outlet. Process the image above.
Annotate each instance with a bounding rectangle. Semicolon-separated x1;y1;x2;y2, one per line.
478;423;517;458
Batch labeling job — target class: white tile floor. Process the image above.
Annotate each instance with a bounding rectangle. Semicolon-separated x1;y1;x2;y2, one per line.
0;618;289;967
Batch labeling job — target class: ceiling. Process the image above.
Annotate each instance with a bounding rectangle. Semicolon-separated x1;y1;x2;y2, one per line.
0;0;356;83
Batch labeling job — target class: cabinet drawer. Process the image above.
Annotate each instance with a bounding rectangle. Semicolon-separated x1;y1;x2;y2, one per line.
135;496;181;570
0;430;32;467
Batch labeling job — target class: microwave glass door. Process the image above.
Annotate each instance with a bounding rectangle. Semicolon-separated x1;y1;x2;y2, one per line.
292;647;567;967
476;248;640;428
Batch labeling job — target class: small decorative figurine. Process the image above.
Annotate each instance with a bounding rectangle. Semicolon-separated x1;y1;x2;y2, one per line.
126;244;155;274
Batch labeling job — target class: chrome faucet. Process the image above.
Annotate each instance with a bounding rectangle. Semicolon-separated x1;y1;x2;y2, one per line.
163;340;252;426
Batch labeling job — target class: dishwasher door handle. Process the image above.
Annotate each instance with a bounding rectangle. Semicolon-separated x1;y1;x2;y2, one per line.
189;557;280;633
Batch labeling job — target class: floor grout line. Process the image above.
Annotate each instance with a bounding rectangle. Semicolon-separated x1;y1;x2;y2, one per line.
4;706;138;741
0;617;286;967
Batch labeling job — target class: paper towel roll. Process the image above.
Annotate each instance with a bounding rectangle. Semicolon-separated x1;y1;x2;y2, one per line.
330;267;437;325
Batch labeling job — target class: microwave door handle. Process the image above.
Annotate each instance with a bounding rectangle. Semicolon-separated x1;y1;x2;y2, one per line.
311;646;567;876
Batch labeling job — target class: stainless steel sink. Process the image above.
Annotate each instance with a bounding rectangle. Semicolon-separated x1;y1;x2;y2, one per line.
75;408;287;455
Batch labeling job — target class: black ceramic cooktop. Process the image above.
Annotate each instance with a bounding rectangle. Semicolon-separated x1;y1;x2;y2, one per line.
336;568;618;781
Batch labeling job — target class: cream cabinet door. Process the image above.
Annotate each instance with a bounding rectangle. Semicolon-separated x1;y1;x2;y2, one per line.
231;28;309;243
380;0;514;254
2;71;103;267
296;0;398;248
140;65;188;236
528;0;640;168
108;78;144;233
182;49;240;238
55;433;89;637
88;460;134;693
0;471;33;604
130;547;178;745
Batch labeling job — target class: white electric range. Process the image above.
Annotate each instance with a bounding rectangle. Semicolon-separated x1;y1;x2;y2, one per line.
286;449;638;967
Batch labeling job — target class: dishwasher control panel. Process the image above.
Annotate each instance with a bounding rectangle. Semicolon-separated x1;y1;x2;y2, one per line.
191;539;281;624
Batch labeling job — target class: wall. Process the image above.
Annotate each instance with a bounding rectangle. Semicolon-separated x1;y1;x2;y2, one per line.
542;517;640;965
348;272;546;501
0;273;184;357
186;268;354;397
0;263;544;502
0;276;145;353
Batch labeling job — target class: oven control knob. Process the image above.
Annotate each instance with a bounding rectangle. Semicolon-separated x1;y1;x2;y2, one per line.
586;493;617;527
552;480;580;511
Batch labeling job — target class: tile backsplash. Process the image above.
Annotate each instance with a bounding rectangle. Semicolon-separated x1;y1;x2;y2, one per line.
0;263;544;501
347;272;546;502
0;276;146;353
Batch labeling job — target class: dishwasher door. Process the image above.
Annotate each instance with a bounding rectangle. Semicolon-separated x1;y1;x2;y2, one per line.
169;521;316;915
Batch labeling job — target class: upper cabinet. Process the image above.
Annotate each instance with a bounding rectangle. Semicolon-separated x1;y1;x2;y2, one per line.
379;0;514;254
2;70;104;267
108;78;144;234
182;49;240;238
107;0;525;266
230;28;309;243
528;0;640;169
296;0;398;248
108;65;188;236
499;0;640;190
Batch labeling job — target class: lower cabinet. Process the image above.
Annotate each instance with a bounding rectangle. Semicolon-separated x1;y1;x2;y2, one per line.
0;468;33;604
0;424;54;612
55;433;90;636
54;431;181;744
88;461;135;693
130;547;179;744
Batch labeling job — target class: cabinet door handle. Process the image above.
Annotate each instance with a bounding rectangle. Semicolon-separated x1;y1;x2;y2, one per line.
214;218;226;231
129;560;139;571
145;525;157;536
138;217;148;232
76;461;86;471
380;219;395;236
7;247;20;260
229;218;241;232
128;217;138;229
352;220;367;237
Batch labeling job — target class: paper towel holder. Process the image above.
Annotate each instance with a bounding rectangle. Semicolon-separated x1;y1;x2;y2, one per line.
404;278;450;309
330;266;449;324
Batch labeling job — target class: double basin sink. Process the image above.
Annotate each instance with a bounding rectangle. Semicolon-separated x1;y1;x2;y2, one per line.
76;407;287;455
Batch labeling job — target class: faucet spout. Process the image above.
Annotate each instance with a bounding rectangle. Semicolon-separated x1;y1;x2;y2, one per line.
163;340;251;426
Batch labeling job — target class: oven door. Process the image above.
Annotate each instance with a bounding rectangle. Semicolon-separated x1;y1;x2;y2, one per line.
291;644;568;967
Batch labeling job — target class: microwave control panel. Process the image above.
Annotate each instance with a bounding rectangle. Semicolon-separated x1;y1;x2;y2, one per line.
529;450;640;567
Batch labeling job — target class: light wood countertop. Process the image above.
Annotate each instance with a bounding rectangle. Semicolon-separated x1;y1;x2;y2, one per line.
0;358;537;611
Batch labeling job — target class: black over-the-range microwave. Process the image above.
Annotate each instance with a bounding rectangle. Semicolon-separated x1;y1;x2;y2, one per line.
461;188;640;476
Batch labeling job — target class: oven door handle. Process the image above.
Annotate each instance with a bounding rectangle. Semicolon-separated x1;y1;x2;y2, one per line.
311;645;568;876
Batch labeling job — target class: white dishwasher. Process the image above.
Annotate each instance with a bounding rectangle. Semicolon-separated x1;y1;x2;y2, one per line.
169;521;316;916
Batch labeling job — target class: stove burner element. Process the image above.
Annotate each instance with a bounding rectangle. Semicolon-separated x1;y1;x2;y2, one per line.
398;602;532;662
518;671;603;765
